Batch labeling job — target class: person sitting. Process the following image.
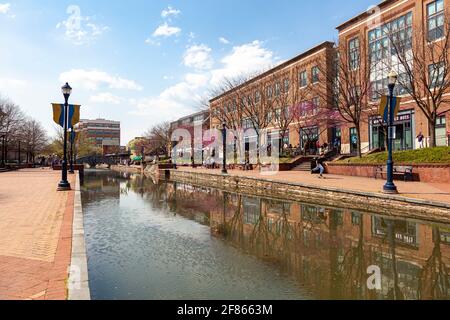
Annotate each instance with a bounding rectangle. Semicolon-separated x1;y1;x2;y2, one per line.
311;157;325;178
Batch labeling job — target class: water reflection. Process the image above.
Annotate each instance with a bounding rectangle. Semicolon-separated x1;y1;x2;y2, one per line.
82;170;450;300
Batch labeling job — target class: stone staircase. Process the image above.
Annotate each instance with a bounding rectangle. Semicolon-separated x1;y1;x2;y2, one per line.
291;156;316;172
292;162;312;172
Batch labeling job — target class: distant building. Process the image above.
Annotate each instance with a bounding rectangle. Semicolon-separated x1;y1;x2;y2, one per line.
170;110;211;159
75;118;121;149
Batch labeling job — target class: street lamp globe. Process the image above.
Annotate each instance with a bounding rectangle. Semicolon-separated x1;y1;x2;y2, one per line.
388;70;398;86
61;82;72;97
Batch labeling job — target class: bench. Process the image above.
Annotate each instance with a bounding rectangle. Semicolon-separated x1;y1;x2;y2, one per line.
375;165;414;182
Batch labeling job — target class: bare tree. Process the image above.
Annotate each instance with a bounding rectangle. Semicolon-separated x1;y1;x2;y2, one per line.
143;121;173;158
389;12;450;147
270;72;297;154
0;97;25;161
20;118;48;162
316;38;373;157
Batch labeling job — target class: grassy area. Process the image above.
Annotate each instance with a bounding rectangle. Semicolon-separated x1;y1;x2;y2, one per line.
339;147;450;165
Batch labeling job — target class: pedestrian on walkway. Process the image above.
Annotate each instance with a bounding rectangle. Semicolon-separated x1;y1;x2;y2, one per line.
417;132;424;148
312;157;325;178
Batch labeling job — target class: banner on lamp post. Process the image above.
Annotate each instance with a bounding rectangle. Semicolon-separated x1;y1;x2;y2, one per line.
52;104;81;129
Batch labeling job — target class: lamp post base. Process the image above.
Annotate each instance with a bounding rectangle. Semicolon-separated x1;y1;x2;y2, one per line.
383;183;398;194
221;169;228;175
57;181;71;191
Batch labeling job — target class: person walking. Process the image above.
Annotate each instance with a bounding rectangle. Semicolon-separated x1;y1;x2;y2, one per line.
311;157;325;178
417;132;424;149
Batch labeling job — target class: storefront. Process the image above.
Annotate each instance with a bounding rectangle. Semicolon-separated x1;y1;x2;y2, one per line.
299;126;319;155
435;115;447;147
369;110;415;151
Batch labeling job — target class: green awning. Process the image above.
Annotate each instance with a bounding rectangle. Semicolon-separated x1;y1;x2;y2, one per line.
133;156;143;161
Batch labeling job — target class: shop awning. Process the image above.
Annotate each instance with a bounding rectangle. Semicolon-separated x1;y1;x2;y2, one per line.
133;156;143;161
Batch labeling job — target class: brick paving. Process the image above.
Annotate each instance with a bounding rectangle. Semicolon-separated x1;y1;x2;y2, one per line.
178;167;450;205
0;169;75;300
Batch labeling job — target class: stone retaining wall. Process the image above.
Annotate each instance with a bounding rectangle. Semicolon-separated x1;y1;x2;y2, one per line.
111;165;143;174
164;170;450;223
326;163;450;183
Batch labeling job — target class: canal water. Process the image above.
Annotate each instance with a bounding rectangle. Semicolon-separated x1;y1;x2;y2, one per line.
81;170;450;300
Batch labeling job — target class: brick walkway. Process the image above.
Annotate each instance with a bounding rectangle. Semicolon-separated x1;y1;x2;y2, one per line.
0;169;75;300
178;167;450;205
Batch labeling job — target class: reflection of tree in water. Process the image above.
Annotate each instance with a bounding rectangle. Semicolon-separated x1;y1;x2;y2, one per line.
418;226;449;300
335;213;367;299
103;172;450;300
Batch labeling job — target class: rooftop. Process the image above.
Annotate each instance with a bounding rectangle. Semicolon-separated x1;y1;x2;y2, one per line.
209;41;335;103
336;0;396;32
170;109;210;125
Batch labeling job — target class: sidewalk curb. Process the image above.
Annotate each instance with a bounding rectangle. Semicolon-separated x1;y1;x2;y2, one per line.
68;174;91;300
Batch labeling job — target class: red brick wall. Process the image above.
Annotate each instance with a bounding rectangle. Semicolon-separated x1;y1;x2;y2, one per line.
326;163;450;183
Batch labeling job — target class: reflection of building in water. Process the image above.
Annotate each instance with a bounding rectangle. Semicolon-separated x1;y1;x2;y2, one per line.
82;171;121;202
209;191;450;300
149;180;450;300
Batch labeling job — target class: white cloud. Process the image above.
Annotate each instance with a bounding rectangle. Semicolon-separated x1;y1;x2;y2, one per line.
211;40;275;85
0;78;26;89
184;73;209;88
131;40;277;123
183;44;214;70
90;92;123;104
56;5;108;45
152;22;181;37
59;69;142;91
145;38;161;46
219;37;230;45
161;6;181;18
0;3;10;14
130;82;202;118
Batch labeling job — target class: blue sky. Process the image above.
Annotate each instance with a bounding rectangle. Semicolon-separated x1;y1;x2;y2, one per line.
0;0;376;144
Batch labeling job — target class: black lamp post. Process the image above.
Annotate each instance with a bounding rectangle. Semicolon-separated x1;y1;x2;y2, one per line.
0;132;6;168
17;140;21;165
383;71;399;194
222;122;228;175
58;82;72;191
69;129;75;174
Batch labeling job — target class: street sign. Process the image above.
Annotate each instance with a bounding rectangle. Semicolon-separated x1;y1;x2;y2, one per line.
388;126;396;140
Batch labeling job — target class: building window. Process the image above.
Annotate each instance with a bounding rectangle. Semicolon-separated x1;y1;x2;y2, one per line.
351;212;362;226
299;70;308;87
312;97;320;115
194;114;204;122
275;82;281;96
311;66;319;83
266;86;273;99
348;37;360;70
368;12;413;99
427;0;445;42
284;79;290;93
436;115;447;146
429;62;445;88
255;91;261;103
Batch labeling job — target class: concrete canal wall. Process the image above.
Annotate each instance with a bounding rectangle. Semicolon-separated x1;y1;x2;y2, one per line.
111;165;144;174
164;169;450;224
68;174;91;300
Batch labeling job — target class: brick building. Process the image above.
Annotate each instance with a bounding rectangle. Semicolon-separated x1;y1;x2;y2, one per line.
170;109;211;160
210;41;338;156
337;0;450;153
75;118;121;148
209;0;450;157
